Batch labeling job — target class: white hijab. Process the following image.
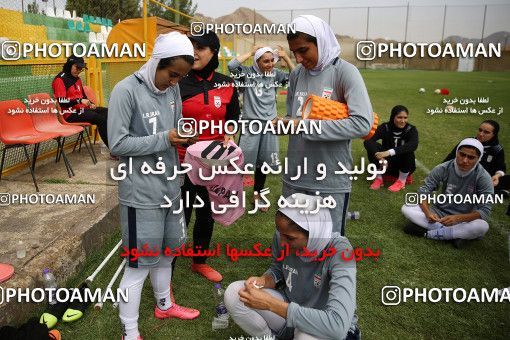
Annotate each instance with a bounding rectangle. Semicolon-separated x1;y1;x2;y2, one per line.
290;15;340;75
135;31;194;95
278;193;332;263
454;137;484;177
252;47;279;74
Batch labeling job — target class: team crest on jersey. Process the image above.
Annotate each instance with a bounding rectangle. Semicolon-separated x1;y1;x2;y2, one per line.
169;101;175;112
214;95;221;108
487;155;493;162
313;274;322;288
321;87;333;99
445;183;456;194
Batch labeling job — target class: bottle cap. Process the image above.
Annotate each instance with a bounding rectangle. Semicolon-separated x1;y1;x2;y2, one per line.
42;268;50;274
214;283;221;289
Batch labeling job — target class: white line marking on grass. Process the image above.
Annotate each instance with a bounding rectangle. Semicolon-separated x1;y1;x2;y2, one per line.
415;159;431;175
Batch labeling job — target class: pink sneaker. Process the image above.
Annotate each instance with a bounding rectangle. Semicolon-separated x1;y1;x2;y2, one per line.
388;180;405;192
369;177;384;190
191;263;223;282
154;303;200;320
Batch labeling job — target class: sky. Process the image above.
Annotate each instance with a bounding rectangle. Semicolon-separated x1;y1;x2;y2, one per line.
194;0;510;41
194;0;510;18
3;0;509;41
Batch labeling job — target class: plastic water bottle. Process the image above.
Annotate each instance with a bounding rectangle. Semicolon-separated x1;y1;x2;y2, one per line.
42;268;58;305
16;240;26;259
347;211;360;220
212;283;229;330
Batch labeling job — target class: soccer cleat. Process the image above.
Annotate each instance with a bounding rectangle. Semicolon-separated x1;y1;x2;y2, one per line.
404;222;427;237
49;329;61;340
191;263;223;282
62;283;91;322
40;295;71;329
388;180;405;192
369;177;384;190
154;303;200;320
121;336;143;340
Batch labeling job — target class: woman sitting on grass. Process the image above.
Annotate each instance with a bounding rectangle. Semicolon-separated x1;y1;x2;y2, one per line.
402;138;493;249
443;120;508;196
363;105;418;192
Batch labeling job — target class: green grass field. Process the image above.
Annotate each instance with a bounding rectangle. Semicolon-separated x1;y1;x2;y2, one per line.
53;69;510;339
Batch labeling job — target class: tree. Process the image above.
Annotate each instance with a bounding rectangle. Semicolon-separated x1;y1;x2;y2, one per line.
147;0;197;26
27;1;40;14
66;0;140;23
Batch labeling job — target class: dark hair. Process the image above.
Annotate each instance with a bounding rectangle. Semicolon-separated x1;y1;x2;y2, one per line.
391;105;409;117
481;120;499;137
275;211;309;237
389;105;409;128
286;31;317;46
458;145;481;157
157;55;194;70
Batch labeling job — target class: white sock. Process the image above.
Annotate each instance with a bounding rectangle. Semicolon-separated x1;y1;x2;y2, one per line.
398;171;409;183
119;265;150;339
150;256;174;311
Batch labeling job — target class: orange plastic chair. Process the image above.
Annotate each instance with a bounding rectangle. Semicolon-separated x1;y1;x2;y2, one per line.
0;100;60;191
28;93;86;177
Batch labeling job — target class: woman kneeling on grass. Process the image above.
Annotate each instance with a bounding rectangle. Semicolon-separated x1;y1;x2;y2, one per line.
225;194;357;340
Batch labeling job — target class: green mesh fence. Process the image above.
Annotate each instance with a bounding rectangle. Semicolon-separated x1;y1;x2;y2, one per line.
45;27;90;42
101;61;145;105
0;64;63;101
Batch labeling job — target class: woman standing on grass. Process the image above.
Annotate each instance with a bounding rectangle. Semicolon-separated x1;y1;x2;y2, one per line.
277;15;374;237
108;32;200;340
228;45;294;212
363;105;418;192
175;31;241;283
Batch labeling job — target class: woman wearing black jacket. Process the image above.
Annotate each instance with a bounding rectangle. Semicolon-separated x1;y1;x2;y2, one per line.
444;120;508;193
364;105;418;192
174;31;241;283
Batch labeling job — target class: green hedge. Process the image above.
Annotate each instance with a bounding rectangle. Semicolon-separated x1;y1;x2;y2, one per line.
45;27;89;42
23;12;69;29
